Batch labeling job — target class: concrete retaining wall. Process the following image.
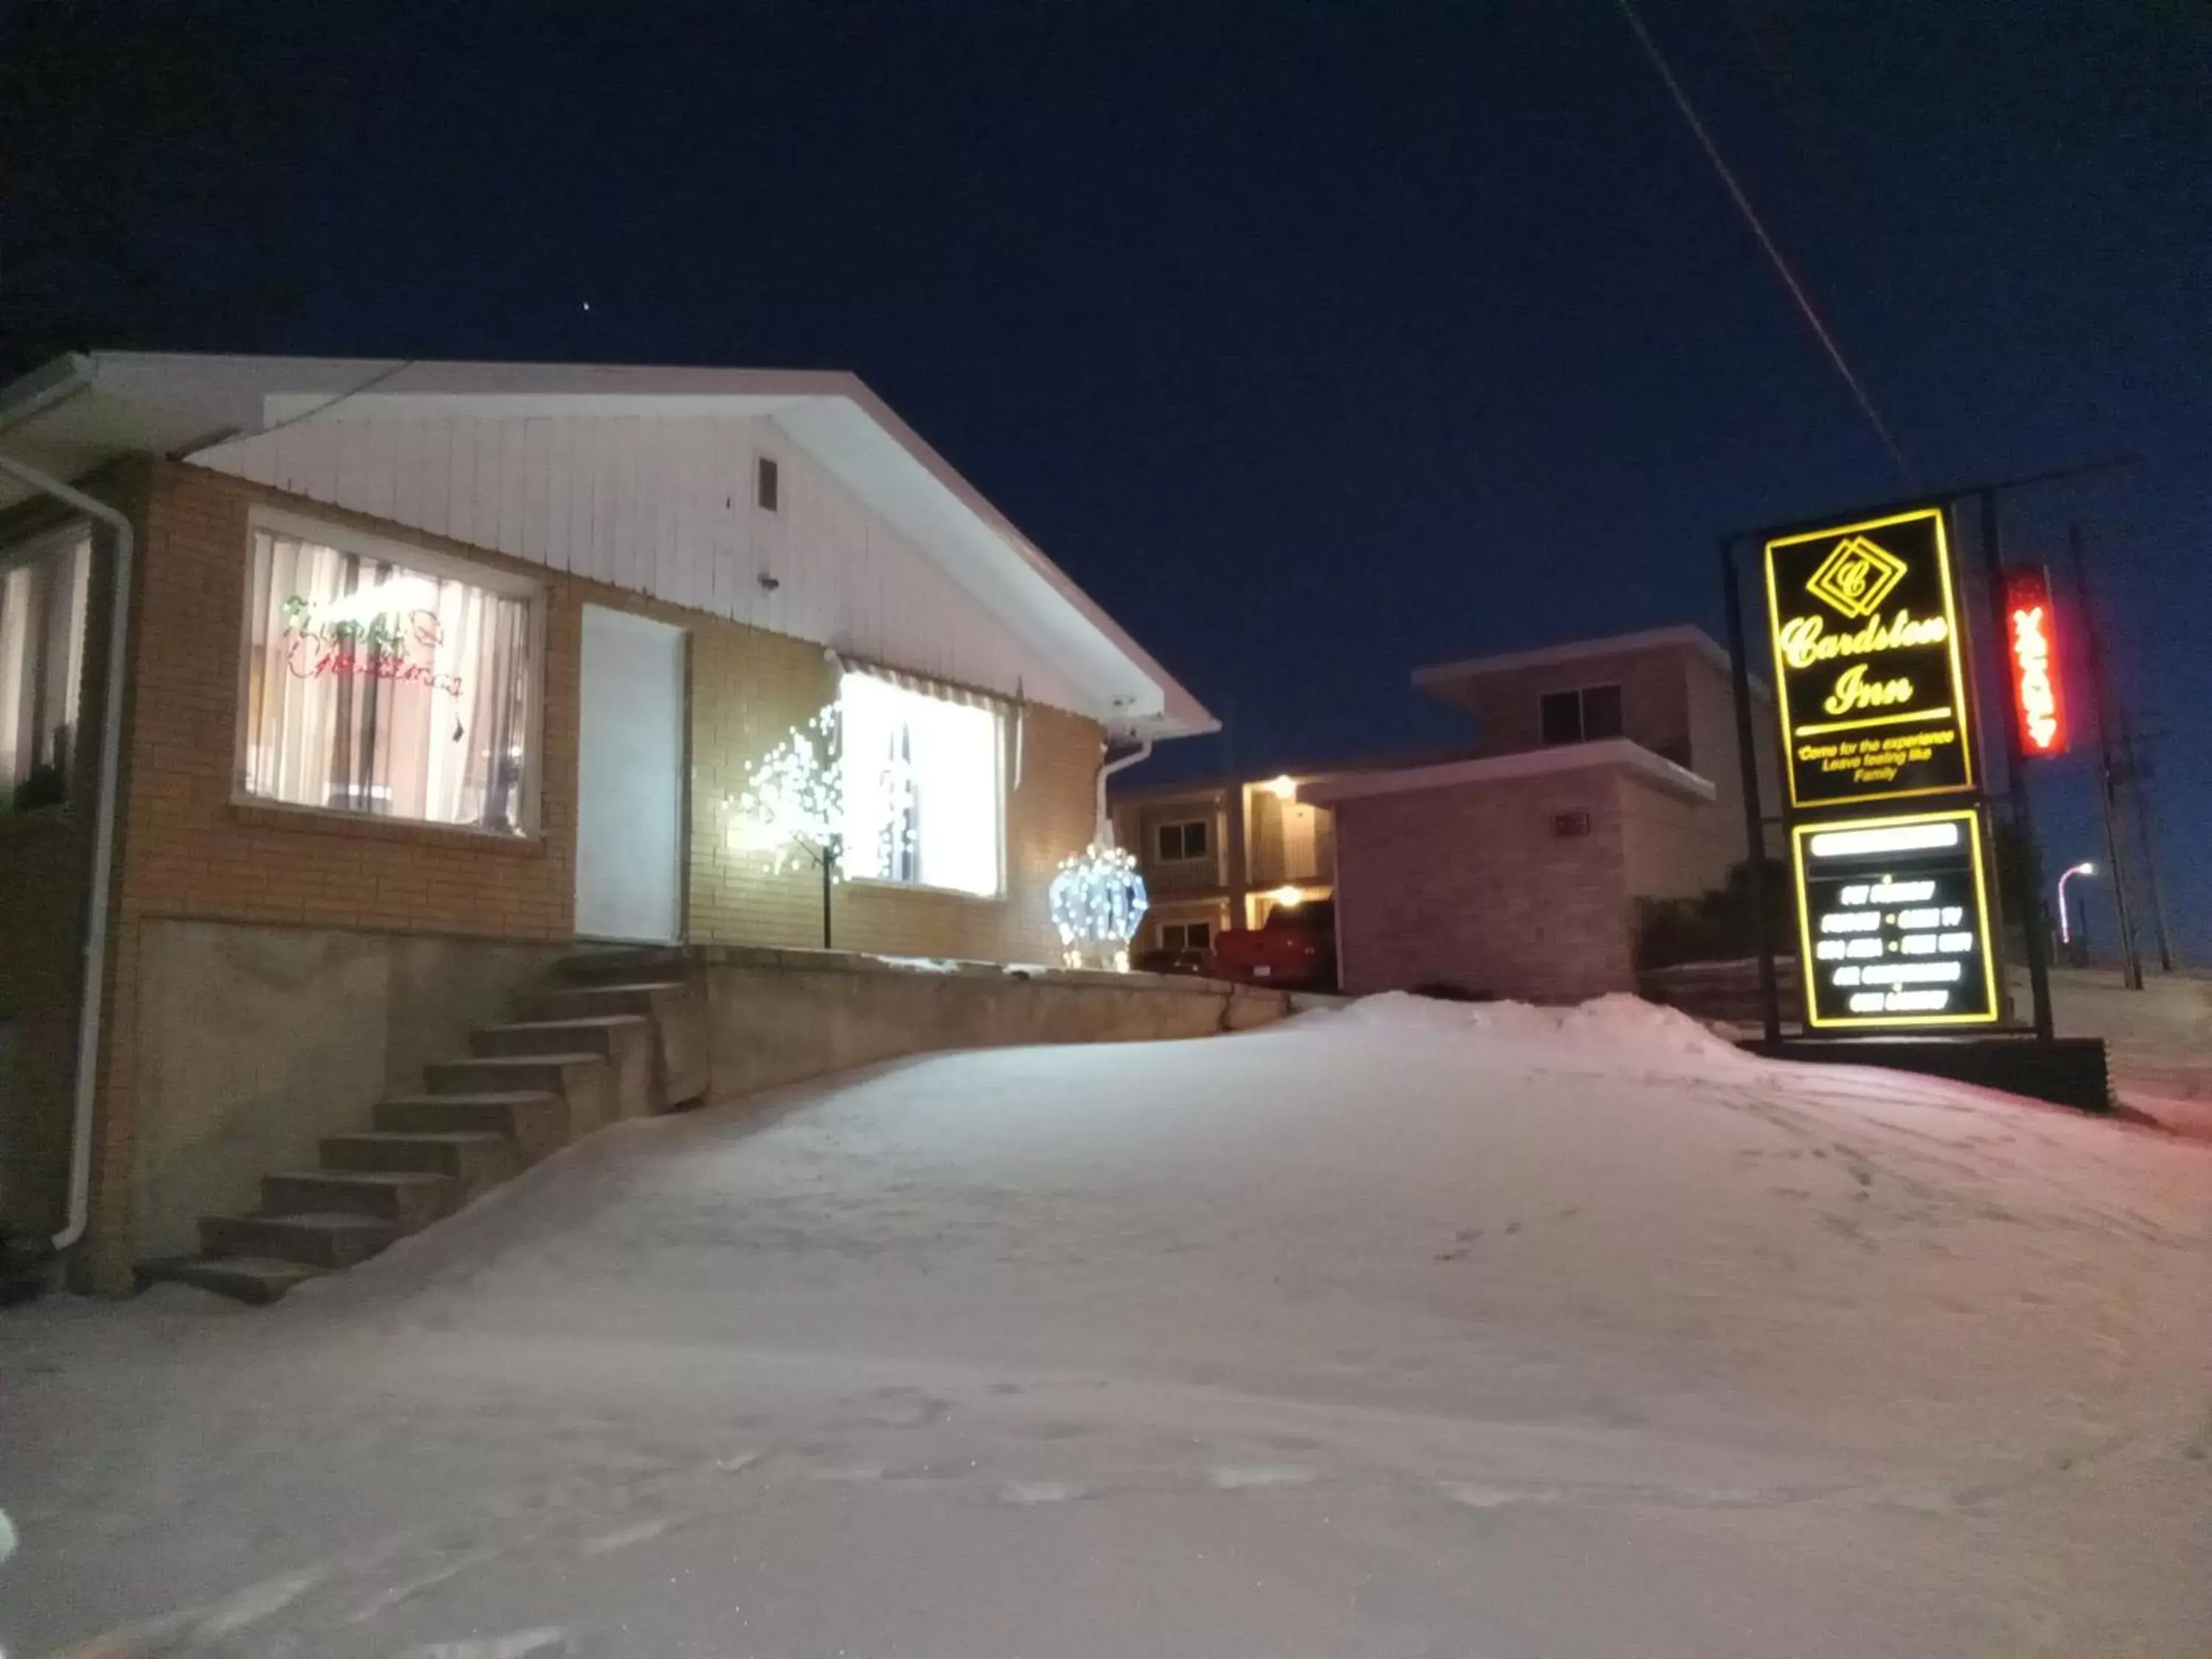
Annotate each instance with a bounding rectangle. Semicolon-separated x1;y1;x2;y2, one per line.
127;924;1298;1267
568;943;1299;1105
131;920;571;1261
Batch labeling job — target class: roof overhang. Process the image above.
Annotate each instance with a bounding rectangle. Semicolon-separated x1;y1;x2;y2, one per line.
1301;739;1717;806
1413;625;1769;703
0;352;1215;741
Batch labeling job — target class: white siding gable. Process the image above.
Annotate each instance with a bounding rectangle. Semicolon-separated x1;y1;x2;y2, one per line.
190;413;1092;714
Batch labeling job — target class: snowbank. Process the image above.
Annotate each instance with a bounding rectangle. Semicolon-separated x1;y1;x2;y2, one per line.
1319;987;1751;1062
3;992;2208;1658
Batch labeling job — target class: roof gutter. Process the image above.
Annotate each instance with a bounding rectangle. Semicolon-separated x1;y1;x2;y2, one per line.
0;448;133;1258
1095;740;1153;844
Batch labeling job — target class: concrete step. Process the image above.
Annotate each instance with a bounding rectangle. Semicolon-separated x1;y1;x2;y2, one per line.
518;981;689;1021
518;981;709;1106
321;1130;520;1192
424;1054;613;1139
199;1211;397;1270
556;950;690;984
472;1016;658;1119
373;1091;568;1161
425;1052;603;1094
262;1169;460;1231
471;1014;647;1057
137;1254;327;1305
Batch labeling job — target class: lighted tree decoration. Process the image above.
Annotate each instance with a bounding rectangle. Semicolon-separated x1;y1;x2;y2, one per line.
1048;834;1149;972
728;705;911;949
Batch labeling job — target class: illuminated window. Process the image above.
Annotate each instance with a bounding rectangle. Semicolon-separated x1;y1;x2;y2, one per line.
1541;684;1623;746
0;526;91;815
838;670;1004;897
1156;818;1210;861
239;520;538;833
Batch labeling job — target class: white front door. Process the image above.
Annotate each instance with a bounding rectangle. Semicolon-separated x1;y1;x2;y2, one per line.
577;605;686;942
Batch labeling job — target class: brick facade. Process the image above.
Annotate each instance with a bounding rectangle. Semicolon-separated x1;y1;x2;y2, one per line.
684;619;1102;961
2;460;1106;1287
1332;769;1638;1001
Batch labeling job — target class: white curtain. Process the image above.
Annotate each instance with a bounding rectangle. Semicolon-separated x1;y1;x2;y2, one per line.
0;533;90;800
838;669;1004;897
243;532;533;832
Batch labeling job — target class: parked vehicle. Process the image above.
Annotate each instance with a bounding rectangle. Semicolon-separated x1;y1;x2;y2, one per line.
1133;946;1214;978
1211;900;1335;990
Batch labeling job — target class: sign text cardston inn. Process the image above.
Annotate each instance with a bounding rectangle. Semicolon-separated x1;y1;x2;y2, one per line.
1763;507;1976;810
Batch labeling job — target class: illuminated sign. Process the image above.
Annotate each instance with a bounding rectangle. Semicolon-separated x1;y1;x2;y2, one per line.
1790;807;1999;1029
1764;507;1975;810
2002;566;2067;757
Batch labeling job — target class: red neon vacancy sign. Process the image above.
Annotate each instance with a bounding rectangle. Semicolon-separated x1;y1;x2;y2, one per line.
2003;567;2067;757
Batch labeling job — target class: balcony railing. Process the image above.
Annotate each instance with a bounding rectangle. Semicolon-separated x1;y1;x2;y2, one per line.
1144;858;1224;894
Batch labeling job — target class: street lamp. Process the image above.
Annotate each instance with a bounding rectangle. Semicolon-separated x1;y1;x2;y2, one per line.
2056;861;2097;948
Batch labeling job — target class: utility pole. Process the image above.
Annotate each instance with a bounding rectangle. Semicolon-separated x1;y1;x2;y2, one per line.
2119;707;2178;972
2068;522;2143;990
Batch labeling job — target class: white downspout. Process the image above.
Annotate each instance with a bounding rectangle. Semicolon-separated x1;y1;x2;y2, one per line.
1094;738;1153;846
0;453;133;1257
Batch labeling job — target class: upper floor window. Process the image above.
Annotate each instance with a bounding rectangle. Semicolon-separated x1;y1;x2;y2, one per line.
756;455;780;512
239;517;539;834
1540;684;1623;747
1155;818;1210;862
838;669;1004;897
0;526;91;814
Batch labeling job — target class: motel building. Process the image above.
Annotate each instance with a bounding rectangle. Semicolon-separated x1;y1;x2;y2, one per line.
1110;768;1340;958
1306;627;1783;1002
0;353;1214;1293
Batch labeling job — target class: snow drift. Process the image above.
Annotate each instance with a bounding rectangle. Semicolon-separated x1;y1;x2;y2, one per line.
3;994;2208;1658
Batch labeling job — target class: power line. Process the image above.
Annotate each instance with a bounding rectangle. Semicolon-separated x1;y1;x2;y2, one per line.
1613;0;1913;487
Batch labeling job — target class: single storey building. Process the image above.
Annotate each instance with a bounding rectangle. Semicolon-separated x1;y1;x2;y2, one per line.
0;352;1210;1288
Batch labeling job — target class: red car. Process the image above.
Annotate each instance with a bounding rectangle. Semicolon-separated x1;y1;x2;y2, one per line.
1210;900;1335;990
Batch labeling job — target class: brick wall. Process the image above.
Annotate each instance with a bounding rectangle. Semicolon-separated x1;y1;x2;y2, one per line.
49;461;1107;1287
685;616;1105;962
1332;769;1634;1001
1617;775;1740;902
122;465;580;941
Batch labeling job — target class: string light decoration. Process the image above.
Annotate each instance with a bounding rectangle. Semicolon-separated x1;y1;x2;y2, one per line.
726;704;913;947
1048;840;1149;972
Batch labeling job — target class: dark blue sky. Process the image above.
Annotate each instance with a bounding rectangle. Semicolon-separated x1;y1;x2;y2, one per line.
13;0;2209;953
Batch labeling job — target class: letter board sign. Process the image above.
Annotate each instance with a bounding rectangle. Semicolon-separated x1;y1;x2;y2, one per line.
1764;507;1975;810
1790;808;1999;1029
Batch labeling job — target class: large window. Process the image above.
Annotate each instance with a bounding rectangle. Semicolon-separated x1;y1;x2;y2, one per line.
1539;683;1624;746
838;669;1003;897
240;519;538;834
0;526;90;814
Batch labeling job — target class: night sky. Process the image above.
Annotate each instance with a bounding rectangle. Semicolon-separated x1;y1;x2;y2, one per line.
6;1;2208;954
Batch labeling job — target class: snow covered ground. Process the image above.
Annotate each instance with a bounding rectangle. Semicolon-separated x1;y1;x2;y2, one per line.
4;995;2210;1658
